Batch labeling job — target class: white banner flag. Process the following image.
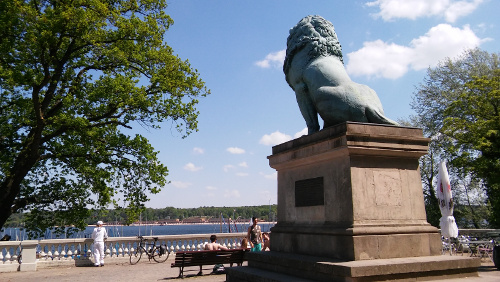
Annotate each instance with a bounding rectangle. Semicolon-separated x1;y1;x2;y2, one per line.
437;161;459;238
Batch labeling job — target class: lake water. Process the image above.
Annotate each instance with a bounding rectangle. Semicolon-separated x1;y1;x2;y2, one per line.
2;222;276;240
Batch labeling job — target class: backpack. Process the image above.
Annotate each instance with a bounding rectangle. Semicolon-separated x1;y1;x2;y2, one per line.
212;264;225;274
159;245;167;255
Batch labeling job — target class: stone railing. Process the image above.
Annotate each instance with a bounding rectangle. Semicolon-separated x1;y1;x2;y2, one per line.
454;229;500;239
0;232;246;273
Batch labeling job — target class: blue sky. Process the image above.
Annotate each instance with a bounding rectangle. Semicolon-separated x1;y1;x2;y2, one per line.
135;0;499;209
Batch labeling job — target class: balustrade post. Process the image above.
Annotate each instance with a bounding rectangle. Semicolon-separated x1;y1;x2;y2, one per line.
190;239;196;251
124;242;130;257
19;240;38;271
60;245;67;261
47;245;53;261
4;248;12;264
76;242;83;260
86;248;92;259
104;243;110;258
107;242;112;257
66;246;74;261
38;244;46;261
174;240;180;253
54;244;61;260
118;243;123;257
168;240;174;253
196;238;203;251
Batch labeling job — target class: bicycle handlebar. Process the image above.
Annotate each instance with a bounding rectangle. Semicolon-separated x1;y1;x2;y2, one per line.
136;235;160;242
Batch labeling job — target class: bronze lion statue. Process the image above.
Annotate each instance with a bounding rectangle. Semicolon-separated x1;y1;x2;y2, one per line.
284;15;398;134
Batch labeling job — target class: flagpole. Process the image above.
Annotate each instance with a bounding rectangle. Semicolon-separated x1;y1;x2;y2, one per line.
449;238;452;256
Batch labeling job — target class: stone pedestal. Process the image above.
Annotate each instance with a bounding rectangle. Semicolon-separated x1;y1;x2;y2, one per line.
269;122;439;261
227;122;479;281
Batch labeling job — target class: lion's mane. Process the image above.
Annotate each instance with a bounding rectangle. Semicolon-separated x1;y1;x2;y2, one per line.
283;15;343;86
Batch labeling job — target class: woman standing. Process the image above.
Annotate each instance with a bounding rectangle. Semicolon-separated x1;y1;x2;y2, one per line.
247;217;263;252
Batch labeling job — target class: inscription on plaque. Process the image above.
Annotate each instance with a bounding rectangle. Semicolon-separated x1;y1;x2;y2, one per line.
374;170;402;206
295;177;324;207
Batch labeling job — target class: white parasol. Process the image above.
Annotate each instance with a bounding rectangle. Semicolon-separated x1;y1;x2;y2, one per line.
437;160;459;238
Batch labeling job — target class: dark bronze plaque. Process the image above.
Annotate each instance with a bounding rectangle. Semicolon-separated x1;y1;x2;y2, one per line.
295;177;324;207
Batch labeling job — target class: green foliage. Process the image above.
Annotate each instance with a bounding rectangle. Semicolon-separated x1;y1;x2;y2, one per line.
421;142;441;228
442;69;500;226
409;48;499;228
0;0;209;238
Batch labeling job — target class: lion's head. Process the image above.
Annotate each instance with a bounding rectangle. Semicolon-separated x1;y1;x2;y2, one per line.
283;15;343;85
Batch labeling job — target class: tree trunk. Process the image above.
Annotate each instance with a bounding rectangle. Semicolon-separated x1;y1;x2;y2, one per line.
0;177;22;229
0;136;41;229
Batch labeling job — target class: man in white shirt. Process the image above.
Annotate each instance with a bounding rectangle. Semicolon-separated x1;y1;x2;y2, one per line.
91;220;108;267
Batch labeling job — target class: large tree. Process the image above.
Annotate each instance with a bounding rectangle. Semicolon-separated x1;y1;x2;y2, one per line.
411;49;499;227
0;0;209;236
442;69;500;226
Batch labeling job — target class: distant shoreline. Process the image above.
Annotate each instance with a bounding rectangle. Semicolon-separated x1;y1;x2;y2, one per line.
4;222;277;240
90;221;277;227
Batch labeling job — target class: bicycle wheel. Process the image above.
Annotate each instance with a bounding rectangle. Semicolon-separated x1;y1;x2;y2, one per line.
152;247;169;263
129;248;143;265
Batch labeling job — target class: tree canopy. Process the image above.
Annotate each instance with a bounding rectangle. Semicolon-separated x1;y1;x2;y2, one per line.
0;0;209;237
410;48;499;228
441;68;500;226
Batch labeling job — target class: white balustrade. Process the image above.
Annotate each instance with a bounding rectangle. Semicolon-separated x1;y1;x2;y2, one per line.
0;232;246;273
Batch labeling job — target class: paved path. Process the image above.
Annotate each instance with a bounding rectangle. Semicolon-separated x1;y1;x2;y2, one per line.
1;256;232;282
1;257;499;281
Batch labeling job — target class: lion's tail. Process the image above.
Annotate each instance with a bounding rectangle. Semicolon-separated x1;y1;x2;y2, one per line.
365;108;399;126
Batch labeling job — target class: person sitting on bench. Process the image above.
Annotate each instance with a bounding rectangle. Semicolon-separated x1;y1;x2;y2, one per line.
204;235;228;250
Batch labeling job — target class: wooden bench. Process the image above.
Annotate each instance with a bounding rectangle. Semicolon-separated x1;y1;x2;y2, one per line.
171;249;246;278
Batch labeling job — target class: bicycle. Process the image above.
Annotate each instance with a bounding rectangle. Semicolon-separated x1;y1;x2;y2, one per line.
129;236;169;264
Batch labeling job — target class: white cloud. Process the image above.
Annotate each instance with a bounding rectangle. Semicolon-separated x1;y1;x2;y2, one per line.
294;128;308;139
236;172;249;177
183;162;203;172
409;24;484;69
259;131;292;146
206;186;218;191
260;172;277;180
445;0;484;23
346;40;412;79
225;163;248;173
255;50;286;69
224;189;241;199
223;164;235;172
366;0;483;23
170;181;192;189
192;147;204;155
346;24;485;79
226;147;246;154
